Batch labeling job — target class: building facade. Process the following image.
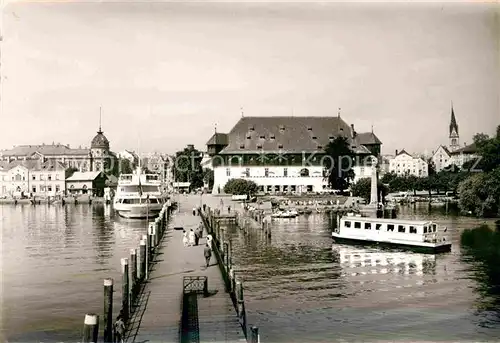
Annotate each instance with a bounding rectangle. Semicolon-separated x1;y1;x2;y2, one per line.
448;143;478;169
0;160;66;197
0;122;111;173
389;149;429;177
431;145;451;172
66;171;107;196
206;116;382;194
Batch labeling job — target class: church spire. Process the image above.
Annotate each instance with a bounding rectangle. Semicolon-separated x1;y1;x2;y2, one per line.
98;106;103;133
449;102;458;136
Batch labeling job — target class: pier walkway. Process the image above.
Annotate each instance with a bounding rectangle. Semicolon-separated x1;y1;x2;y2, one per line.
127;194;245;343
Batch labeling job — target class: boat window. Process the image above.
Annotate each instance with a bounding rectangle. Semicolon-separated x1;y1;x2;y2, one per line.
398;225;405;233
149;198;159;204
423;226;427;233
387;224;395;232
409;226;417;234
364;223;371;230
354;222;361;229
375;224;382;230
344;221;351;228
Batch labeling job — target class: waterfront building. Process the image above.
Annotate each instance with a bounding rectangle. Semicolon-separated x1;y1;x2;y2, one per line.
0;120;111;173
431;145;451;172
141;152;171;181
0;160;66;197
448;143;478;169
389;149;429;177
65;171;108;196
206;116;382;194
117;150;139;165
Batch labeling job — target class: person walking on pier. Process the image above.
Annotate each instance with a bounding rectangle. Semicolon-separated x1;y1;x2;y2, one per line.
206;234;213;249
204;243;212;267
182;230;189;247
114;314;125;343
192;207;197;216
188;229;196;246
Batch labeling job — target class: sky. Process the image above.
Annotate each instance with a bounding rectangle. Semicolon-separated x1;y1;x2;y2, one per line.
0;0;499;156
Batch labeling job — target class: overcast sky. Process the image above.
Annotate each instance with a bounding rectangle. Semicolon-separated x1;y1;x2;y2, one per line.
1;1;498;155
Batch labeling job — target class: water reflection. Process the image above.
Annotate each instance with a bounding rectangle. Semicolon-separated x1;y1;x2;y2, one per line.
92;204;114;264
461;225;500;326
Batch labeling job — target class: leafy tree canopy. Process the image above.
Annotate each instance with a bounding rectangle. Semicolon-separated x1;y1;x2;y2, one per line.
174;145;204;189
223;178;258;195
323;136;356;192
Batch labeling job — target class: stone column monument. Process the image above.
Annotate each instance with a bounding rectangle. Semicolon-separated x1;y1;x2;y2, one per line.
369;156;379;206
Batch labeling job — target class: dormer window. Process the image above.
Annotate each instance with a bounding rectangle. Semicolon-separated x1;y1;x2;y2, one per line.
257;144;263;149
270;135;276;140
246;135;251;140
317;145;323;149
307;127;312;131
239;144;245;149
329;135;334;141
312;136;317;140
339;128;344;132
260;135;265;139
278;144;283;149
279;125;285;132
249;126;255;131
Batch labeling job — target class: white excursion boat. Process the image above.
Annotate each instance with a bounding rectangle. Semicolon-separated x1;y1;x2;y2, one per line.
332;215;452;253
113;167;167;219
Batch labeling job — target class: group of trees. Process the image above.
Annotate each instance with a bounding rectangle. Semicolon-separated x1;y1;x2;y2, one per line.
223;178;258;196
173;145;205;189
349;126;500;217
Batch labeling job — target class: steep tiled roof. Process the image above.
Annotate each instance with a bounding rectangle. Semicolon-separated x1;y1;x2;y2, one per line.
4;159;66;171
355;132;382;145
433;145;451;158
1;144;90;157
396;149;412;157
219;116;378;154
206;133;229;146
451;143;477;155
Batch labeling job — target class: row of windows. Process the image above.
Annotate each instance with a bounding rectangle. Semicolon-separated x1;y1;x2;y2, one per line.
3;173;62;181
226;167;318;177
31;185;61;193
345;221;431;234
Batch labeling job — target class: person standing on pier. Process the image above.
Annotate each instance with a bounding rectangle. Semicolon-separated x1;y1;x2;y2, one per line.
114;314;125;343
188;229;196;246
182;230;189;247
204;243;212;267
192;207;197;216
206;234;213;249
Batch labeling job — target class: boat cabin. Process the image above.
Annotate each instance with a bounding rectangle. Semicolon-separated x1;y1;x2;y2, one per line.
339;216;440;243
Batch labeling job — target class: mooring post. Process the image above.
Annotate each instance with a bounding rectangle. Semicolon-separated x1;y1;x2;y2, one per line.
82;313;99;343
142;234;149;279
121;258;129;323
250;326;259;343
103;279;113;343
267;221;271;238
139;239;146;281
130;249;137;305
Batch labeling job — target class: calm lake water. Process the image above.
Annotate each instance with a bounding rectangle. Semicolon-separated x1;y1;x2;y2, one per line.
1;202;499;342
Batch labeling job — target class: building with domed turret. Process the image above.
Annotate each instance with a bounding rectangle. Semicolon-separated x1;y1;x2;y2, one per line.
90;122;110;172
0;119;112;173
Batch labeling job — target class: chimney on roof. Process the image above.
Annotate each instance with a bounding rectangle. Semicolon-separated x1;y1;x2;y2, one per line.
351;124;356;138
395;149;398;156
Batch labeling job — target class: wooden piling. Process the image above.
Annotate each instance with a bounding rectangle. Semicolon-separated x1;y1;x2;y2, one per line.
142;234;149;280
250;326;259;343
82;313;99;343
130;249;137;305
103;279;113;343
121;258;129;323
139;239;146;281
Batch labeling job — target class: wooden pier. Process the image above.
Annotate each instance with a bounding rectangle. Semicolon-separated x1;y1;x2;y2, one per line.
79;195;254;343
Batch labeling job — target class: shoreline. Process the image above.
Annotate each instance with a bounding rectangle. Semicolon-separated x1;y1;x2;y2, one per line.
0;196;107;205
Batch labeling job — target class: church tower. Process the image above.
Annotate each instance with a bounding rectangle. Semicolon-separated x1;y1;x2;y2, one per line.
449;103;460;151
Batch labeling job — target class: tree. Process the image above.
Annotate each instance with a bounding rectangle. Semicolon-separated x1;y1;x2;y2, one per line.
119;158;134;175
381;172;398;184
65;167;78;179
203;168;214;189
223;178;258;195
174;145;204;189
351;177;388;203
458;168;500;217
323;136;355;192
103;152;120;177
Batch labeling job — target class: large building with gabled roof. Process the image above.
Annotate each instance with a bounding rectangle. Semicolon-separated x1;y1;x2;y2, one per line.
205;115;382;194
